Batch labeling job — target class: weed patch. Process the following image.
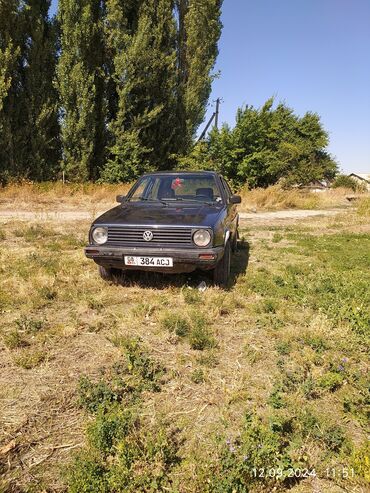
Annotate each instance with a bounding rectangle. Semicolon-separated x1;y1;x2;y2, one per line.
78;339;165;414
189;312;216;350
68;339;179;492
15;315;45;334
191;368;206;384
14;349;46;369
3;330;29;349
160;312;190;337
208;413;298;491
182;288;201;304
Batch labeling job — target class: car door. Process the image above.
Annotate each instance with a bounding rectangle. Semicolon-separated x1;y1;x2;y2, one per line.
220;177;238;239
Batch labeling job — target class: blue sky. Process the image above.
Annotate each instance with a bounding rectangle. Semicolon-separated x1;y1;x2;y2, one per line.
50;0;370;173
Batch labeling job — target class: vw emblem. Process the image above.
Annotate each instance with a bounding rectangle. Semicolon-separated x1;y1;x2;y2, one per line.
143;230;153;242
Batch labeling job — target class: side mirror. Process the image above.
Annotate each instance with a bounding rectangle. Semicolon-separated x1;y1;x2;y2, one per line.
230;194;241;204
116;195;126;203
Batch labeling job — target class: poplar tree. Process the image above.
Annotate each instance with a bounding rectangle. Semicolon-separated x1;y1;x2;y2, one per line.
57;0;106;181
23;0;60;180
102;0;178;182
0;44;15;113
176;0;223;150
1;0;223;183
0;0;25;180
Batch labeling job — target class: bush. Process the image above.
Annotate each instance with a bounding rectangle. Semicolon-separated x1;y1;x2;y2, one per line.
99;131;152;184
332;174;362;191
77;375;129;414
209;413;295;491
180;98;337;188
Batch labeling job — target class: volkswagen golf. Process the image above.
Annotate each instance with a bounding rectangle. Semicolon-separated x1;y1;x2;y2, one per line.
85;171;241;287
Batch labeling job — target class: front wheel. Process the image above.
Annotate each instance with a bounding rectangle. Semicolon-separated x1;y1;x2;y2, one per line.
213;242;231;288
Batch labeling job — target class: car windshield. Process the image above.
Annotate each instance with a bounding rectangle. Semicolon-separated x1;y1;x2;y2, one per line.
127;174;223;204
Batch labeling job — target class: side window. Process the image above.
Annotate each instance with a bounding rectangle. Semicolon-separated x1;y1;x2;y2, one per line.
130;178;149;201
129;177;153;201
221;177;232;200
147;178;161;200
224;179;233;197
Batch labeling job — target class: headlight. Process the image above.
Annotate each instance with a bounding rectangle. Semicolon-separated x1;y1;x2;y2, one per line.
92;227;108;245
193;229;211;247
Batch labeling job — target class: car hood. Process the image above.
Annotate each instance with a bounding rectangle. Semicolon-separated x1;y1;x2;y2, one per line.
93;203;223;228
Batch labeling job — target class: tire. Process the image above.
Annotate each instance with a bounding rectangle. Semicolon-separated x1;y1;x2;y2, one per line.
213;241;231;288
98;265;122;283
231;228;239;252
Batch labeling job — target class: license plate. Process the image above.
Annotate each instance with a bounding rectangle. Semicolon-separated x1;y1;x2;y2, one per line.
124;256;173;267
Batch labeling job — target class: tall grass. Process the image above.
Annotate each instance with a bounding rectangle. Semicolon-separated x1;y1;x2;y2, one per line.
357;196;370;216
0;181;132;207
238;184;367;211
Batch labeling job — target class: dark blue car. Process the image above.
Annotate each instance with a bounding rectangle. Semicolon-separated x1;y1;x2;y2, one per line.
85;171;241;286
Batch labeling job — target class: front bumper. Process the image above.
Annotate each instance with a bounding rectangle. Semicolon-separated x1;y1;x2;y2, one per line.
84;245;224;273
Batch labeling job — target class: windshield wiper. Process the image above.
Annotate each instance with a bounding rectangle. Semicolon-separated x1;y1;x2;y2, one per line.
131;197;168;206
163;197;215;206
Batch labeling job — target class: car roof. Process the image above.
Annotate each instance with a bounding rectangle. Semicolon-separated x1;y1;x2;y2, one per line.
142;170;219;176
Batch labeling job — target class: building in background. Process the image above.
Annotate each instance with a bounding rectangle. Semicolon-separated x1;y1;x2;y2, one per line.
349;173;370;191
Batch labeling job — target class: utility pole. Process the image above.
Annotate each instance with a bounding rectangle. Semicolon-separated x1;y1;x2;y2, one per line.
197;112;216;142
197;97;222;142
215;97;220;129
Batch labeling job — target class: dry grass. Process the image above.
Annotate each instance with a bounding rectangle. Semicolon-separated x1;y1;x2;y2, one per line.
0;197;369;492
0;181;132;211
357;196;370;216
238;184;368;212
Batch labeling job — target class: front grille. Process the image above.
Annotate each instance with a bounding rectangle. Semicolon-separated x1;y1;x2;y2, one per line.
107;227;193;247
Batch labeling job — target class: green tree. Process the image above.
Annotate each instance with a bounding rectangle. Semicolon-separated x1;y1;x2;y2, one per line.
103;0;178;181
0;44;15;112
175;0;223;150
57;0;106;181
0;0;25;181
183;98;337;187
23;0;60;180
